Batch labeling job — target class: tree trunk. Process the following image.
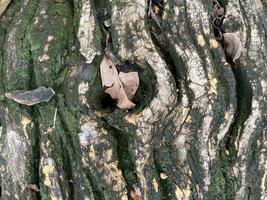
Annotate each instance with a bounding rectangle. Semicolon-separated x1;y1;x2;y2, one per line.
0;0;266;199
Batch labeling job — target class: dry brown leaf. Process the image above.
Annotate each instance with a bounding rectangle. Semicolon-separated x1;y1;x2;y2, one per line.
223;32;242;62
100;56;116;88
100;56;136;110
4;86;55;106
119;72;139;100
105;82;136;110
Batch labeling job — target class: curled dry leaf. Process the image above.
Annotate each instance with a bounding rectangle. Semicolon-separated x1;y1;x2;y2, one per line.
100;55;138;110
5;86;55;106
223;32;242;62
0;0;11;17
100;56;117;88
119;72;139;100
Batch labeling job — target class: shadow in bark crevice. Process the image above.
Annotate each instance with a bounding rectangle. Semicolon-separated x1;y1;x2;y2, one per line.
84;170;104;200
100;112;138;197
210;2;253;197
147;1;194;198
216;66;252;199
30;108;42;200
147;0;181;98
153;127;180;199
107;125;138;197
225;66;252;154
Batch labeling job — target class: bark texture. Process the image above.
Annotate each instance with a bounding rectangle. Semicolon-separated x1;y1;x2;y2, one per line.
0;0;266;199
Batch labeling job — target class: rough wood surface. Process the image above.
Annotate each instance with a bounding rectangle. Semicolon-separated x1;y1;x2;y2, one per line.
0;0;266;199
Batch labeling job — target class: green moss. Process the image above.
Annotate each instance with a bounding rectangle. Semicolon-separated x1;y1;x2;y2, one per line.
103;109;135;133
153;128;177;200
189;109;204;131
209;160;227;199
111;26;119;53
56;92;96;199
36;102;71;199
133;62;156;111
0;1;41;193
209;145;236;200
4;101;41;199
3;0;39;90
5;100;24;118
109;128;137;187
86;55;105;110
102;112;138;191
211;49;230;103
93;19;103;51
91;0;106;50
27;108;41;200
27;1;72;86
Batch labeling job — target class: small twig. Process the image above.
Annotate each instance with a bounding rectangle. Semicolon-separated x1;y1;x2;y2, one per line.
52;108;57;129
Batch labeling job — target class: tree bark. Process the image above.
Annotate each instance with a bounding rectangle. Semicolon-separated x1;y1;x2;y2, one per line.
0;0;266;199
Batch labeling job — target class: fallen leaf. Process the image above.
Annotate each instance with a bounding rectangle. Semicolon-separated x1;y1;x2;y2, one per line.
27;184;40;193
100;56;136;110
100;55;116;88
223;32;242;62
5;86;55;106
105;83;135;110
119;72;139;100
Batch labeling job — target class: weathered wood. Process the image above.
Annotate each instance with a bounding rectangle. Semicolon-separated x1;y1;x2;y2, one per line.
0;0;266;199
